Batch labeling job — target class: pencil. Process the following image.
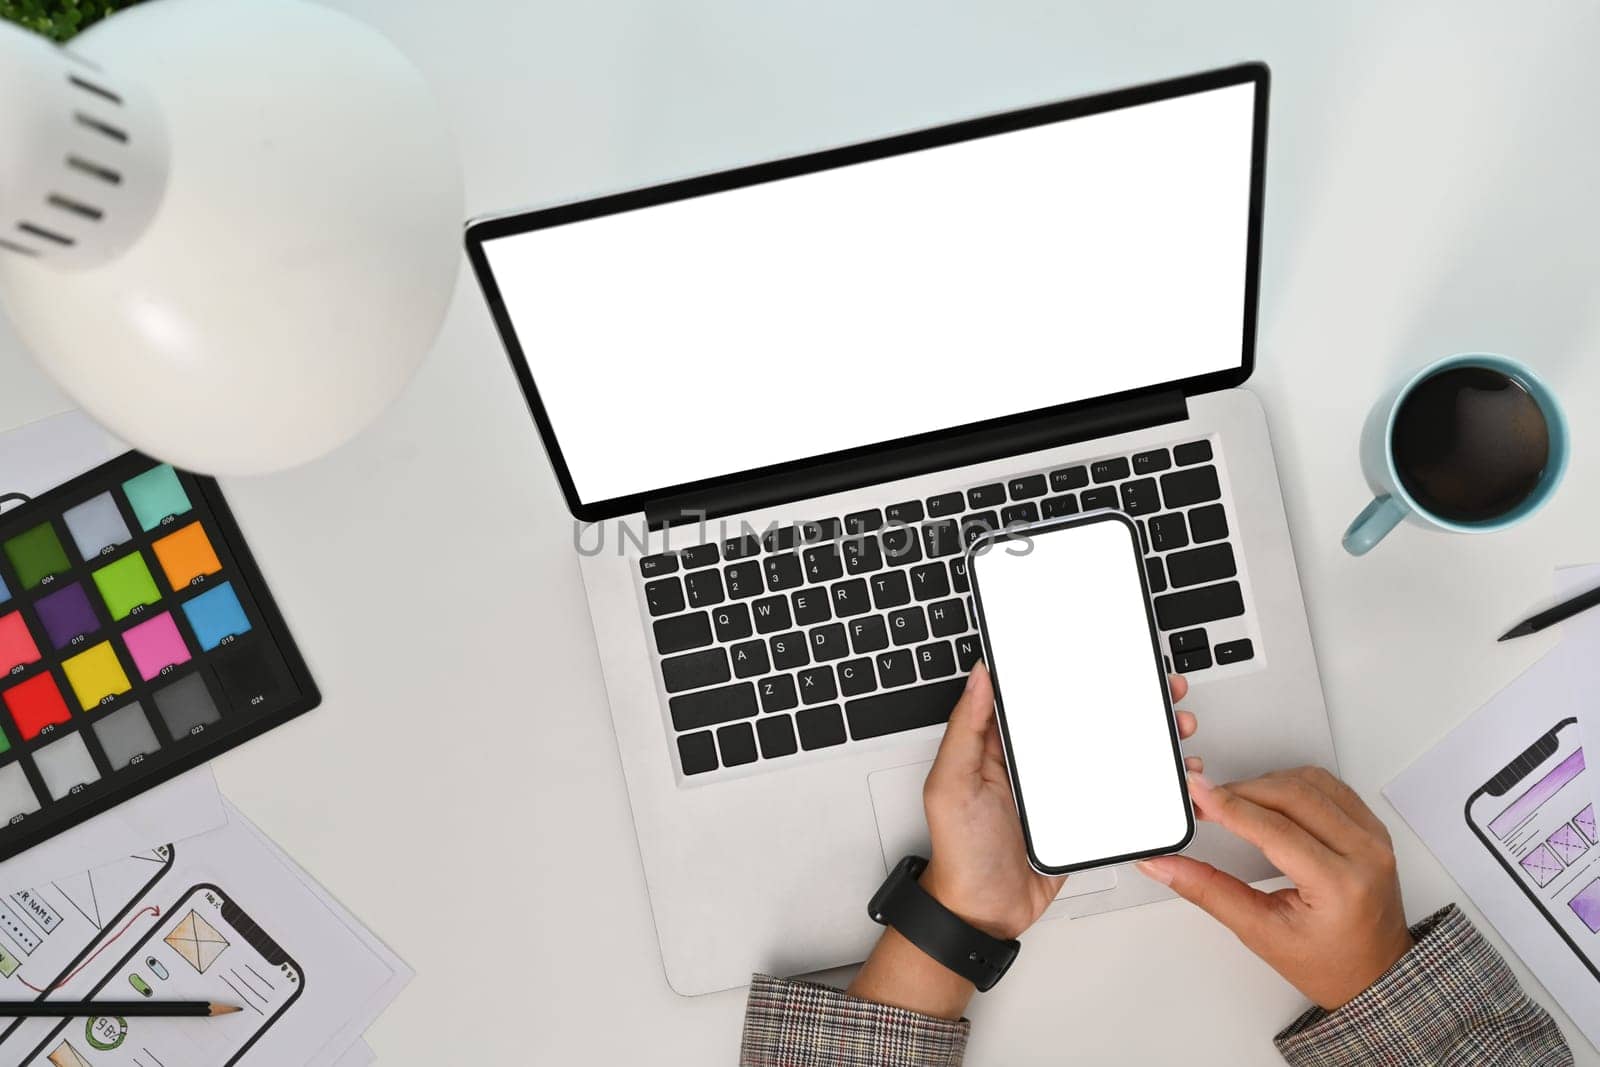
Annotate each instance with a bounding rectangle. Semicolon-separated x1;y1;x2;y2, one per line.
1499;582;1600;641
0;1001;239;1017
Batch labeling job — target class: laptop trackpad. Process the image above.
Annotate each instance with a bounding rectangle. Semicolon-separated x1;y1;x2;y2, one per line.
866;762;1117;907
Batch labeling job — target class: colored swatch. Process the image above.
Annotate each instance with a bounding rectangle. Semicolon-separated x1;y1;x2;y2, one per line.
0;573;9;605
1547;822;1589;865
34;583;98;650
62;642;131;710
122;465;191;531
4;523;70;590
182;583;250;650
1572;877;1600;934
1578;804;1597;845
152;673;220;736
3;674;71;740
215;645;289;709
152;523;222;590
123;613;190;681
34;733;99;800
0;613;40;677
62;493;130;560
0;764;38;822
93;704;160;769
1519;843;1563;887
92;553;160;621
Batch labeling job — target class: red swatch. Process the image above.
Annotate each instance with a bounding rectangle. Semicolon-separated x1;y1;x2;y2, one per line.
3;673;71;741
0;613;39;677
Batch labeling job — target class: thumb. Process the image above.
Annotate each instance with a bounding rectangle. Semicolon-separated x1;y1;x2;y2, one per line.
1136;855;1277;946
929;663;995;780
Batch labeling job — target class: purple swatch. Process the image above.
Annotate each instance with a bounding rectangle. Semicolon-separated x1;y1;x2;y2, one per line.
1578;804;1597;846
1519;844;1563;887
34;583;99;650
1547;823;1589;865
1571;877;1600;934
1490;750;1586;840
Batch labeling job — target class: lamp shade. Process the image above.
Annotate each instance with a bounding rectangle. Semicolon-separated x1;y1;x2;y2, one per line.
0;0;462;475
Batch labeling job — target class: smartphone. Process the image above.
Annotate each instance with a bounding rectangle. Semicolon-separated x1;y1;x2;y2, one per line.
968;511;1193;875
22;883;303;1066
1466;718;1600;981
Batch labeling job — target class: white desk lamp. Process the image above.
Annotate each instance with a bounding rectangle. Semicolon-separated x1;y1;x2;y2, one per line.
0;0;462;475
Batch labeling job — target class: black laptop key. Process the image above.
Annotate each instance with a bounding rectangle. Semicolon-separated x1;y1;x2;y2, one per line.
769;631;808;670
681;543;720;569
962;511;999;547
1008;474;1047;500
916;641;957;679
925;491;964;518
846;677;965;740
654;612;712;655
890;606;929;646
1120;478;1160;515
756;714;798;758
954;635;982;671
1001;502;1039;526
831;578;871;618
843;536;884;575
644;578;685;617
928;598;966;637
684;569;725;608
1188;503;1229;543
1133;448;1172;474
809;623;849;662
949;557;970;593
669;682;757;731
849;616;890;654
845;509;883;534
910;563;950;601
886;501;924;525
880;526;921;565
791;587;830;626
803;544;844;583
724;561;763;599
762;525;799;552
839;657;877;697
967;483;1005;509
922;519;962;558
796;704;847;750
798;666;838;704
662;648;730;693
1170;628;1208;655
1050;465;1089;492
677;731;718;775
1041;494;1079;519
1081;487;1118;511
1174;439;1213;465
1148;513;1189;552
1154;582;1245;631
1144;556;1167;594
1166;543;1237;588
871;570;911;610
731;640;769;678
1215;638;1255;664
759;673;798;712
801;517;842;544
875;649;917;688
752;595;791;634
723;534;760;561
713;604;752;642
1092;457;1131;483
716;722;758;767
1160;466;1222;509
640;553;679;578
764;553;803;591
1174;647;1213;673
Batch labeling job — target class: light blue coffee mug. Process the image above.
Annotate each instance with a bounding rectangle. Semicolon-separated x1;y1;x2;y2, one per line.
1343;353;1568;556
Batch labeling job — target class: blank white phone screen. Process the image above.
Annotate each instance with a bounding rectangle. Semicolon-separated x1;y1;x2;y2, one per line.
971;518;1190;871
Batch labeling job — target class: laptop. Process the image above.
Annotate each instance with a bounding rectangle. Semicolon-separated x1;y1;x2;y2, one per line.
465;62;1335;996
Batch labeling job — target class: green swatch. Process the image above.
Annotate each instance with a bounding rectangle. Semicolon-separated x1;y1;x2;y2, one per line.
4;523;70;589
93;552;162;620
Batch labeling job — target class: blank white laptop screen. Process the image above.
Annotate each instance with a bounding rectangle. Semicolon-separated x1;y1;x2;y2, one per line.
480;81;1257;507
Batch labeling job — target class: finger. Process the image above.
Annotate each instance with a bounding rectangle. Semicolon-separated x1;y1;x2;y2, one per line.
929;662;995;780
1189;776;1342;887
1175;710;1197;739
1185;756;1204;773
1265;766;1391;846
1136;855;1282;947
1168;674;1188;703
1228;775;1370;857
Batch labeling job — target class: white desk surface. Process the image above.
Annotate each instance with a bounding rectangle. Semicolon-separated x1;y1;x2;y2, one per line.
3;1;1599;1062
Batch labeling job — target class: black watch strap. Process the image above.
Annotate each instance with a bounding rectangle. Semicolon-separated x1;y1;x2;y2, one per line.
868;855;1020;991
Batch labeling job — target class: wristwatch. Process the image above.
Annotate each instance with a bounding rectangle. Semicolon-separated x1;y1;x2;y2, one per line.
868;855;1021;991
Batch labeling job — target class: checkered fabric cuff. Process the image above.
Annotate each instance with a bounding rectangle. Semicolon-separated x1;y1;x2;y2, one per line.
740;973;969;1067
1274;904;1572;1066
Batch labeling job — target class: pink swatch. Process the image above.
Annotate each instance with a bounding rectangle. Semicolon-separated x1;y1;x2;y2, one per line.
122;613;192;681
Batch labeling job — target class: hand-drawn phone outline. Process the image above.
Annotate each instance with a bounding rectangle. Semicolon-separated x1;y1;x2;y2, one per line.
1464;717;1599;983
0;844;176;1049
24;882;304;1065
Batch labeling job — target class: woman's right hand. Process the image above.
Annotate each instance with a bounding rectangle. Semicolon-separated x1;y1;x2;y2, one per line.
1135;766;1414;1011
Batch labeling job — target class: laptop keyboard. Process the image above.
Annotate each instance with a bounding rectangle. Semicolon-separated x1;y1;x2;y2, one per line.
641;438;1254;779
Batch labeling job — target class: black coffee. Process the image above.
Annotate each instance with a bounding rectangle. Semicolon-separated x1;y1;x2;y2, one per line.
1392;367;1549;523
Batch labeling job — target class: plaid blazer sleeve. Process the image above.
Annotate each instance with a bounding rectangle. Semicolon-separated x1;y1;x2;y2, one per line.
1274;904;1573;1066
739;973;969;1067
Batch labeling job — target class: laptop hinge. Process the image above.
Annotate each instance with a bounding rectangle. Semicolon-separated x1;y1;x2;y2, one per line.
646;389;1189;529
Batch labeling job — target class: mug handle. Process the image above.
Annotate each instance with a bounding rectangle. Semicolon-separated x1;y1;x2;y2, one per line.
1343;496;1405;556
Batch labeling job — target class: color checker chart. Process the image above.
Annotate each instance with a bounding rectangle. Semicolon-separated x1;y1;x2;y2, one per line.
0;452;319;860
